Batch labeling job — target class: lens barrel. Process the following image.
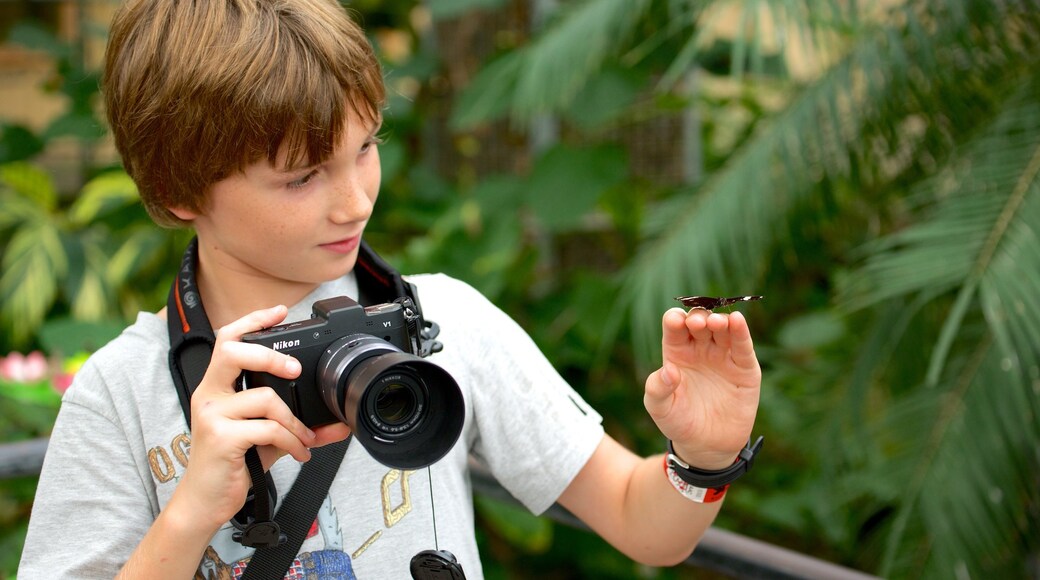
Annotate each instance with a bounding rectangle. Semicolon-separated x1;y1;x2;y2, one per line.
318;335;463;469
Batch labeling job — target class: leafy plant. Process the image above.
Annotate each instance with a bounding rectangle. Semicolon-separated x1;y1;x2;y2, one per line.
7;0;1039;577
0;162;186;352
418;0;1040;577
0;23;187;354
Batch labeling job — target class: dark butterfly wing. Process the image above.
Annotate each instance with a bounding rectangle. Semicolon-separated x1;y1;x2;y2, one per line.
675;295;763;310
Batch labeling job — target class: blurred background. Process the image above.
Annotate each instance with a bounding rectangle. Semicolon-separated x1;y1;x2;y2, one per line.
1;0;1039;577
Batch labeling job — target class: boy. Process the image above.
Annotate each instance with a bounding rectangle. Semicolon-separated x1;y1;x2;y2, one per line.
19;0;762;577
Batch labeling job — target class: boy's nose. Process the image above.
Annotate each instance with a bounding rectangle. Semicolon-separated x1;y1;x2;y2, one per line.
330;180;374;224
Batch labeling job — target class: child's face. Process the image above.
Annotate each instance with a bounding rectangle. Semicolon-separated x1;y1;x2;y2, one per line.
173;113;382;288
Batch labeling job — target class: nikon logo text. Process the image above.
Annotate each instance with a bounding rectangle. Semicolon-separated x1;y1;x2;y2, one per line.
272;340;301;351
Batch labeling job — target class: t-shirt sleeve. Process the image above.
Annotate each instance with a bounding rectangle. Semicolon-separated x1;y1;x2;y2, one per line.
415;275;605;515
18;361;157;578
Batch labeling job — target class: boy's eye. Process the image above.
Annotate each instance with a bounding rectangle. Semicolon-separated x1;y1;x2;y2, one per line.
287;170;318;189
361;136;384;154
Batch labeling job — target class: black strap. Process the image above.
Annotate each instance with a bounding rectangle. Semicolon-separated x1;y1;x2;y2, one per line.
240;442;348;580
166;237;415;577
167;239;289;555
166;238;216;427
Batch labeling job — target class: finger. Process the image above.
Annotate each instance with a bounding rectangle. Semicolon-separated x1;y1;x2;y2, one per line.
312;423;352;447
236;419;313;463
202;340;302;391
258;424;351;469
218;387;306;425
706;312;732;350
727;311;758;369
684;309;712;343
215;305;289;345
193;387;317;447
643;363;679;417
661;308;690;350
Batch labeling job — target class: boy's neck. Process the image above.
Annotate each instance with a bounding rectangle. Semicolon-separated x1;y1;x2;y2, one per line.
192;245;324;330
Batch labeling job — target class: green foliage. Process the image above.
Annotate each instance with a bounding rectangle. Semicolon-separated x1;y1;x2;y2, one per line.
0;163;185;352
0;24;186;354
0;21;187;579
401;0;1040;577
475;496;554;554
4;0;1040;578
428;0;509;21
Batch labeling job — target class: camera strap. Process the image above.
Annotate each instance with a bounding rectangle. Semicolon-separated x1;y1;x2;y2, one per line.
166;237;426;577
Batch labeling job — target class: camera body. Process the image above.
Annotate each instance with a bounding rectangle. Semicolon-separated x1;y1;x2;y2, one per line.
241;296;416;427
240;295;463;469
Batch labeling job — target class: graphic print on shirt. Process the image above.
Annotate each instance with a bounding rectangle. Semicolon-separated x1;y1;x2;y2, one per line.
148;433;418;579
196;496;354;580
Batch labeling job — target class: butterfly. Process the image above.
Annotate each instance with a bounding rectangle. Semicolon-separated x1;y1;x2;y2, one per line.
674;295;763;311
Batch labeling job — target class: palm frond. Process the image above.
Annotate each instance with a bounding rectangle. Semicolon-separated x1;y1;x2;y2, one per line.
839;82;1040;381
511;0;653;121
830;66;1040;580
450;0;653;129
872;334;1040;577
619;34;892;363
622;0;1040;365
455;0;855;128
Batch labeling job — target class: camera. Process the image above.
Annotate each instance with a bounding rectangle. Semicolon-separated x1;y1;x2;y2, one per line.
240;295;464;470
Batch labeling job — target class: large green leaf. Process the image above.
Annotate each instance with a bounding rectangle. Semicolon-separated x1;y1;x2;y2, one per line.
523;145;627;232
68;170;140;226
69;241;112;320
105;227;172;288
0;222;67;346
0;191;44;233
0;123;44;163
561;66;644;132
0;162;57;213
450;51;525;131
38;317;125;356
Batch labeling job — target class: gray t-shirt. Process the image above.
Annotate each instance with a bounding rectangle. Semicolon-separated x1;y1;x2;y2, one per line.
18;273;603;579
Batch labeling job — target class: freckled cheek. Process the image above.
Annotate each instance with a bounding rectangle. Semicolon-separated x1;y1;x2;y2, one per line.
366;172;381;207
238;202;300;245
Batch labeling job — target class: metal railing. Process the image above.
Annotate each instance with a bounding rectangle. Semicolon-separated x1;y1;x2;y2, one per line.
1;438;878;579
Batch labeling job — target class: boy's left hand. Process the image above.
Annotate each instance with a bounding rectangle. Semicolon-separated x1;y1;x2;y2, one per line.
644;308;761;471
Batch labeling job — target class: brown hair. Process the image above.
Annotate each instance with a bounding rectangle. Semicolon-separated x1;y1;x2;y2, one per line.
103;0;386;227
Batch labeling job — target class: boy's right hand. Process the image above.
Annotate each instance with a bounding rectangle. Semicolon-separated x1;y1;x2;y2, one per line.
172;304;351;535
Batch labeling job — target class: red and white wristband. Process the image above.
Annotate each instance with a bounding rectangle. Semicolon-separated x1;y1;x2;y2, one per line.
663;457;730;502
663;436;764;504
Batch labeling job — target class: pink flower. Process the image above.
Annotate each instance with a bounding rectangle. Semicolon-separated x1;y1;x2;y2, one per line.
0;351;48;382
52;373;75;394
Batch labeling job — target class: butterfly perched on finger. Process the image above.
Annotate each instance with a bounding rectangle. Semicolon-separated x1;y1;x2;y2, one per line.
675;295;763;311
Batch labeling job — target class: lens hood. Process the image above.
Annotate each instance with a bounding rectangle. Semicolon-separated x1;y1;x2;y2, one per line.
319;335;463;469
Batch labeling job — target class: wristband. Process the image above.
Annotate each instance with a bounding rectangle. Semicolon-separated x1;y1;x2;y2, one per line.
663;457;730;503
663;436;764;503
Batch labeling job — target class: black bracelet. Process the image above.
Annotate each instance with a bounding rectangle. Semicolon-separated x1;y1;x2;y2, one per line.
666;436;764;488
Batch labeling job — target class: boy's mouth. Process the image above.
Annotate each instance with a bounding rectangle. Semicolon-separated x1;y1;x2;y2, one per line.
320;235;361;254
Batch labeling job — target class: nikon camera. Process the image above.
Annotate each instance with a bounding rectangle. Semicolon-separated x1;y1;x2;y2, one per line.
240;295;463;470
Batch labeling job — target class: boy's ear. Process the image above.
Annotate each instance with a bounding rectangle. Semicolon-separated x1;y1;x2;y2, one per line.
168;205;199;221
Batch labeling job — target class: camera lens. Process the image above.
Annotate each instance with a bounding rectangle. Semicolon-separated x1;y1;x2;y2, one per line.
359;368;426;436
375;382;415;425
318;334;463;469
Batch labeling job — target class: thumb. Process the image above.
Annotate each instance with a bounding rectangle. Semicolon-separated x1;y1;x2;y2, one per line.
644;363;679;416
